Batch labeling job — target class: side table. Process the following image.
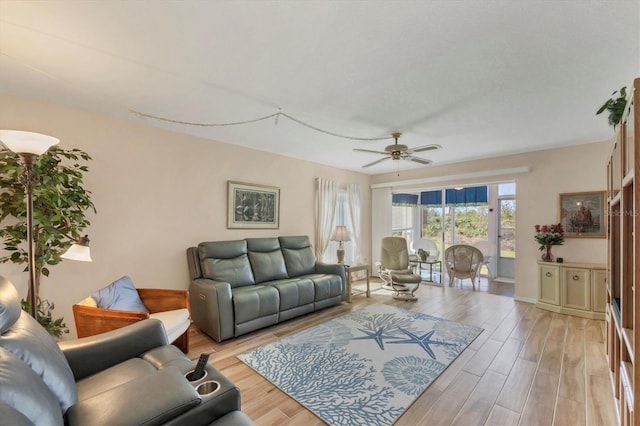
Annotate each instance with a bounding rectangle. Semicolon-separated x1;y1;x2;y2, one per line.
410;258;442;283
345;264;370;303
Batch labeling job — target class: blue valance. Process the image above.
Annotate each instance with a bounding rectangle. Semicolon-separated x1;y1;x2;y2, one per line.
392;193;419;206
420;186;488;206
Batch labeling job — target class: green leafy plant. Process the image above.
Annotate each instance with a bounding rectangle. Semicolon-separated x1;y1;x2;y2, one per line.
0;145;96;335
20;298;69;338
596;86;628;127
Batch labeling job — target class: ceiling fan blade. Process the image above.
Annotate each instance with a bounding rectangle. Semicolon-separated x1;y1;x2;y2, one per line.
409;144;442;153
406;155;432;165
363;157;391;168
354;148;387;155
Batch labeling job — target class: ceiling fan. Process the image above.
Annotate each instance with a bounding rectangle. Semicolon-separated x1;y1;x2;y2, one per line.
353;133;441;168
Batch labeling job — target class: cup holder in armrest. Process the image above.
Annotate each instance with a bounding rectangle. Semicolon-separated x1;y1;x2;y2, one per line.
184;369;208;382
196;380;220;396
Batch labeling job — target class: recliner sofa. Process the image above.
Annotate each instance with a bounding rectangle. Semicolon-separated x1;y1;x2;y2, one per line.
187;235;346;342
0;275;254;425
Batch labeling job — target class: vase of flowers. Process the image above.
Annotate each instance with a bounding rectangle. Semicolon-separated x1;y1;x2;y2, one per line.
534;224;564;262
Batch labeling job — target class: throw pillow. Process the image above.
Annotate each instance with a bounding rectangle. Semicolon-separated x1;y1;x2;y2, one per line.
92;276;149;313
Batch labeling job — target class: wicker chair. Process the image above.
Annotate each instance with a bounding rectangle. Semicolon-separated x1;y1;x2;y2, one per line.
73;288;190;353
444;245;484;290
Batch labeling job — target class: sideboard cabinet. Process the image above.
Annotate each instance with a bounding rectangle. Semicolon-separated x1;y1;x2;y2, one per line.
537;261;606;320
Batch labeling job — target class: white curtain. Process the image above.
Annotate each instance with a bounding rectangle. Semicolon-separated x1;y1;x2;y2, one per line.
346;183;364;264
315;178;337;262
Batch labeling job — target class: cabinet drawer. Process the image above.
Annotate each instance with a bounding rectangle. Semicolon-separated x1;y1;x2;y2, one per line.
539;265;560;305
562;268;590;310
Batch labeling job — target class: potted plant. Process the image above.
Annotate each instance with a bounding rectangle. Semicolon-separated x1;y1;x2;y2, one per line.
596;86;628;127
0;146;96;336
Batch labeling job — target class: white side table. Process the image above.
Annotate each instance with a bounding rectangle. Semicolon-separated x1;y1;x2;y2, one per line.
345;264;370;303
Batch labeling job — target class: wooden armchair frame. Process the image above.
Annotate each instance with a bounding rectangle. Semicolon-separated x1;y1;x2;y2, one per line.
72;288;190;353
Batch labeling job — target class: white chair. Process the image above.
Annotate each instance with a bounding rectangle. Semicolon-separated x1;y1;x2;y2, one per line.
377;236;422;301
472;240;496;279
444;245;484;290
411;239;440;260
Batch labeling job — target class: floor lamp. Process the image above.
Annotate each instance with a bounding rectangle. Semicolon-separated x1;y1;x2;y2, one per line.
0;130;59;318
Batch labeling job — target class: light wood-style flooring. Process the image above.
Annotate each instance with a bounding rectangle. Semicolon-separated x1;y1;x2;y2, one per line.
187;281;617;425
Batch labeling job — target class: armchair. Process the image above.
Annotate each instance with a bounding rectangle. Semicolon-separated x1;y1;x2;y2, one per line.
378;236;422;301
73;287;190;353
0;275;255;426
472;240;496;278
411;238;440;260
444;244;484;290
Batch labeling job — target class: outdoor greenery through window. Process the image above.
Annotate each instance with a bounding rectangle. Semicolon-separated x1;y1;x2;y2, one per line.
392;182;516;279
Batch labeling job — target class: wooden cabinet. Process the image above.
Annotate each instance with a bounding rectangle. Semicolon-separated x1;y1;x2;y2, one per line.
606;77;639;425
538;263;560;305
537;261;605;319
592;268;607;313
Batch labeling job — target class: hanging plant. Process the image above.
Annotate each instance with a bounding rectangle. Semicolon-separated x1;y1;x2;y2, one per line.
596;86;628;127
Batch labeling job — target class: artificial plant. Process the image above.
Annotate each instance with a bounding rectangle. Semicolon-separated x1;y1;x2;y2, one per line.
0;145;96;336
596;86;628;127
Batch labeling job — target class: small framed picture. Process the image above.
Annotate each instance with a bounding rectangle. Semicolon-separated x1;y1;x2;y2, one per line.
559;191;606;238
227;181;280;229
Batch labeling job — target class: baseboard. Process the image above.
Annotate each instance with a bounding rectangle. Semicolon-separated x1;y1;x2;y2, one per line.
514;296;536;304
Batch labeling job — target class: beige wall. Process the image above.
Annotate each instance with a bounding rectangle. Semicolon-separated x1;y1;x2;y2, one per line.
371;141;610;302
0;94;372;338
0;93;612;336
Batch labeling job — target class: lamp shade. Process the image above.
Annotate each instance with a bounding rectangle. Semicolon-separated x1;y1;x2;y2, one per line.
61;235;92;262
331;226;351;242
0;130;59;155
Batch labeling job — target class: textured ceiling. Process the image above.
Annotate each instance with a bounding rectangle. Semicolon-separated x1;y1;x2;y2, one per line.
1;1;638;174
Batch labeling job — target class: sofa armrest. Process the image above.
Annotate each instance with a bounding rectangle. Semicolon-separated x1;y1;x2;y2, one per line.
189;278;234;342
138;288;189;313
60;319;169;380
315;263;347;300
66;367;200;426
73;304;149;338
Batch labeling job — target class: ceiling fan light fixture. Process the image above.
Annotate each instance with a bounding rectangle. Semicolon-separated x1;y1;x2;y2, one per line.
353;131;440;169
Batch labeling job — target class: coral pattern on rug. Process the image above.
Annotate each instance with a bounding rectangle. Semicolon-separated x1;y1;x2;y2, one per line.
238;304;483;426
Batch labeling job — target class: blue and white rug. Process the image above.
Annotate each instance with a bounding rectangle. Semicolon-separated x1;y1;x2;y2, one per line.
238;304;483;425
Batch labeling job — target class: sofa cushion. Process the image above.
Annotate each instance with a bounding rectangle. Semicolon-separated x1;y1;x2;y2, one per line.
280;236;316;277
149;308;190;344
92;276;149;313
0;312;78;412
0;276;22;334
266;279;315;311
0;347;64;425
76;357;157;401
232;286;279;325
303;274;344;301
199;241;255;287
247;238;288;283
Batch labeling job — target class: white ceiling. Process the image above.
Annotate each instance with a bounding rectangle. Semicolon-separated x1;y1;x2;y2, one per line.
1;1;638;175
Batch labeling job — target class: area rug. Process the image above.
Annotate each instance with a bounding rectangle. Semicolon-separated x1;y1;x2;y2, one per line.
237;304;483;426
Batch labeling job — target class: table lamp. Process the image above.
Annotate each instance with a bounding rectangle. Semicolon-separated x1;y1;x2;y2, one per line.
331;226;350;264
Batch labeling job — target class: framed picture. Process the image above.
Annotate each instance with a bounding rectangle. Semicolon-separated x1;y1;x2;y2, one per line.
559;191;606;238
227;181;280;229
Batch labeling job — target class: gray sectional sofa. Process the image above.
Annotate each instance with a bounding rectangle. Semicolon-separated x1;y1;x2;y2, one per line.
187;235;346;342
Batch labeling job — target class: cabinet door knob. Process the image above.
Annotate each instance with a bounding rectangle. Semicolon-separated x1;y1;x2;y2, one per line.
545;272;552;277
572;275;580;280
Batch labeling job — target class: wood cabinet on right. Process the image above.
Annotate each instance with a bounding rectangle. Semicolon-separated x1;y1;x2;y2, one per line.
605;77;639;425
